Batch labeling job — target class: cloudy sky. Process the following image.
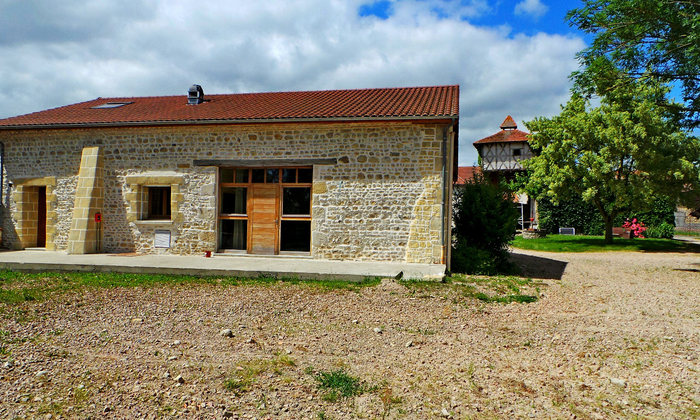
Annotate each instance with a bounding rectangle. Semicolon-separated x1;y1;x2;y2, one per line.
0;0;589;165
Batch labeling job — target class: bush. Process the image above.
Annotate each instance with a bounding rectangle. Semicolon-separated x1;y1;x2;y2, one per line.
538;194;676;235
452;174;519;274
538;195;605;235
644;222;675;239
619;196;676;228
451;243;498;275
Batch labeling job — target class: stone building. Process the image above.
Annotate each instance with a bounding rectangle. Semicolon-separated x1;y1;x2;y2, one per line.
473;116;535;229
0;85;459;265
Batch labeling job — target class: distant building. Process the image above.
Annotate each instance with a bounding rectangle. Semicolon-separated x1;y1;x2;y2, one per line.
473;115;533;183
473;116;536;229
454;166;481;186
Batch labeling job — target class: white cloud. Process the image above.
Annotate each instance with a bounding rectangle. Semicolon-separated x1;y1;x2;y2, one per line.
0;0;583;165
514;0;549;19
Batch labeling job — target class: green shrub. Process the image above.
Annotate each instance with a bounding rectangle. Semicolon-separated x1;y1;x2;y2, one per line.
452;174;519;274
451;243;497;275
538;195;604;235
644;222;675;239
538;194;676;235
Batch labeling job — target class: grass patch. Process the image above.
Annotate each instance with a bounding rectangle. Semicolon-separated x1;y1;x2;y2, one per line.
0;270;381;307
310;368;374;402
224;354;297;395
512;234;700;253
402;275;541;305
675;228;700;238
454;275;540;304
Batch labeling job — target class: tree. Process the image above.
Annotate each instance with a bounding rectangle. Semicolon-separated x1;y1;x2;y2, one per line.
568;0;700;128
524;79;700;243
452;173;519;274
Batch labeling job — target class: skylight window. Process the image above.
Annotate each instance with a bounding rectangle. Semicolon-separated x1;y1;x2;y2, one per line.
91;102;133;109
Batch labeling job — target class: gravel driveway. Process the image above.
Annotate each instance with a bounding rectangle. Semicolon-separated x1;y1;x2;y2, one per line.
1;249;698;419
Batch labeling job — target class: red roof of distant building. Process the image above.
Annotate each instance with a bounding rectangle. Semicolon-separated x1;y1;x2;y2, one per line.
0;85;459;129
455;166;481;185
500;115;517;130
473;129;529;144
473;116;530;145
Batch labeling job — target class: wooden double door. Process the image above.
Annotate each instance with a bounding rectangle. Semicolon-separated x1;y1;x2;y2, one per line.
219;167;312;255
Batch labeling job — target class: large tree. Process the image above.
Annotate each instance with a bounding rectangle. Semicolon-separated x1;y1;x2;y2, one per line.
568;0;700;128
524;80;700;243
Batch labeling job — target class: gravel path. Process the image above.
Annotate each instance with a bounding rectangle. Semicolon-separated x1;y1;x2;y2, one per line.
0;249;698;419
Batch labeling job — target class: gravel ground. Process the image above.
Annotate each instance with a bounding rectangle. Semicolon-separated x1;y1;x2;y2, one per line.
0;249;699;419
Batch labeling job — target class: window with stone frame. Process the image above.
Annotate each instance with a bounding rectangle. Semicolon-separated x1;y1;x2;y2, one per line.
125;174;183;224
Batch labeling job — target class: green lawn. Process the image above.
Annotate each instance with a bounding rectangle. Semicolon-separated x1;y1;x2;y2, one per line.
0;271;380;306
512;234;700;253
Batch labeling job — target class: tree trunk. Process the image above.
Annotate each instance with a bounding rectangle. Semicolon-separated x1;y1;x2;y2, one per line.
593;199;615;245
604;215;614;244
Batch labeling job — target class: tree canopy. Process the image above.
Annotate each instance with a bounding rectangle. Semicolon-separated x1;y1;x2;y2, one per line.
568;0;700;128
524;80;700;243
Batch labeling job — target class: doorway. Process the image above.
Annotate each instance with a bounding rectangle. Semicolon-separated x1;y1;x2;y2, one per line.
218;167;312;255
37;186;46;247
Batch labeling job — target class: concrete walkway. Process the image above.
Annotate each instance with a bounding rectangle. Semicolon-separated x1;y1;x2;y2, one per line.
0;250;445;281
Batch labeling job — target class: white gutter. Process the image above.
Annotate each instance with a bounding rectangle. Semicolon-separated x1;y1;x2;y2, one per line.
441;118;457;271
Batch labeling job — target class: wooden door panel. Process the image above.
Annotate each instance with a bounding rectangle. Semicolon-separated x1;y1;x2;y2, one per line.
250;184;278;255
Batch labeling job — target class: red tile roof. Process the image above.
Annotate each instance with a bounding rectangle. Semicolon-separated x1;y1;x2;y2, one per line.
473;129;530;145
455;166;481;185
500;115;517;130
0;85;459;129
473;116;530;145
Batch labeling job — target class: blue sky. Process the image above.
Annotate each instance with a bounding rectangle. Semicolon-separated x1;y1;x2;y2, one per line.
0;0;593;165
360;0;589;39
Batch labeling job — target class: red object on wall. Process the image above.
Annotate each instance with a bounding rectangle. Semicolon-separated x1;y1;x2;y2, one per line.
95;213;102;223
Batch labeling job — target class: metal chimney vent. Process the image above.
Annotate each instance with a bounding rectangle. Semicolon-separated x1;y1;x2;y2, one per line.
187;84;204;105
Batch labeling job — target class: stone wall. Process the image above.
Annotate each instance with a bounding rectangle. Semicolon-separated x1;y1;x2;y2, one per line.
0;121;454;263
675;206;700;232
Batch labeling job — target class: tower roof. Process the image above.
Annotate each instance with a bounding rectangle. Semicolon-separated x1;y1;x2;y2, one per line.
500;115;517;130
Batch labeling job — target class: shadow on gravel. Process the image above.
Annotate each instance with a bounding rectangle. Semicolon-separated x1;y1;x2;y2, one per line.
509;253;568;280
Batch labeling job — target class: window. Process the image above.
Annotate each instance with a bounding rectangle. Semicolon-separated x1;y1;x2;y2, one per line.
513;148;522;157
220;187;247;214
219;168;250;251
218;167;313;253
280;220;311;252
91;101;134;109
125;174;183;224
282;187;311;215
220;219;247;250
148;187;171;220
280;169;312;252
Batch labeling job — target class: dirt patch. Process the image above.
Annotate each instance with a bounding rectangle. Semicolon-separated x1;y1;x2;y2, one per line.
0;250;698;419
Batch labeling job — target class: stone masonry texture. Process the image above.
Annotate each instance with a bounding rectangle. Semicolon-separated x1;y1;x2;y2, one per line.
0;121;454;263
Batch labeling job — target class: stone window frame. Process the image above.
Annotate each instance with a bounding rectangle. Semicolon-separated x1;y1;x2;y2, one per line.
125;174;184;225
11;176;57;250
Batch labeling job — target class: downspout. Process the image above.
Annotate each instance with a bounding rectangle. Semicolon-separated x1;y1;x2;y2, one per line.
0;142;4;247
441;119;457;271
